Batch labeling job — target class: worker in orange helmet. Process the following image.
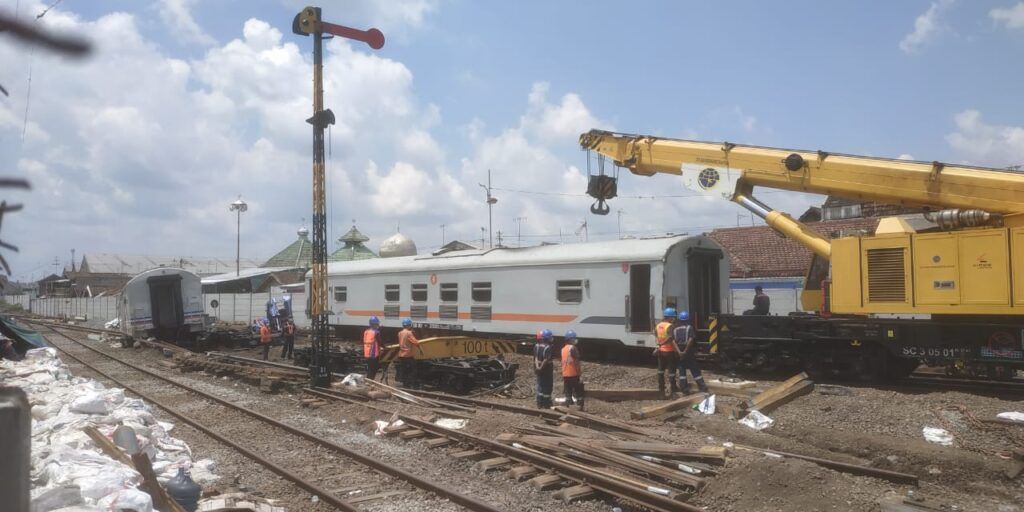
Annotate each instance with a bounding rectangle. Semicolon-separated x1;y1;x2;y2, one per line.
561;330;584;410
397;318;422;388
259;320;273;361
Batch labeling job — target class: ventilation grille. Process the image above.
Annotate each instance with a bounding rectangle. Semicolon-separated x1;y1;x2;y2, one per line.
383;305;400;318
471;306;492;321
867;248;907;302
410;305;428;319
439;305;459;320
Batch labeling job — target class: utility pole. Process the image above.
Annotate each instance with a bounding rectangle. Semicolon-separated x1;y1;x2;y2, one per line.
293;6;383;387
617;209;625;239
440;224;446;246
513;217;526;247
478;170;497;248
480;227;486;249
229;196;247;276
52;257;60;275
70;249;75;272
496;230;503;248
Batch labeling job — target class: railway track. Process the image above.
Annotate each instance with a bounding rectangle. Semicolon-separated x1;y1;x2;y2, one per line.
36;322;504;512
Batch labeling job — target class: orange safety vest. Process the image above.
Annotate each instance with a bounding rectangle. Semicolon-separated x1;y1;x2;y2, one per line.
363;328;380;358
561;344;580;377
398;329;419;358
655;321;676;352
259;325;271;344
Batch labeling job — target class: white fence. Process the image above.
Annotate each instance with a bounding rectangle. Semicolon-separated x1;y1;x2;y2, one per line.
2;292;310;328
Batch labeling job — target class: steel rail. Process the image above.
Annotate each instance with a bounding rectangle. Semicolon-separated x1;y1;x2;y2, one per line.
40;324;505;512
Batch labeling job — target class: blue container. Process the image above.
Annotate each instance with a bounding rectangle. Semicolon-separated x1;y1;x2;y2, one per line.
166;467;202;512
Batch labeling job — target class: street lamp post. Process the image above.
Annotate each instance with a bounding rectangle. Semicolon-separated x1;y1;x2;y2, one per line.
478;169;497;248
229;196;248;276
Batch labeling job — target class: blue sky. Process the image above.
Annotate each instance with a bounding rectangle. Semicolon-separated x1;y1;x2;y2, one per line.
1;0;1022;281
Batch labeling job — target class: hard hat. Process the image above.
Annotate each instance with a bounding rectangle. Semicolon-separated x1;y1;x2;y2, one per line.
678;311;689;321
401;318;412;327
368;316;380;325
541;328;553;340
663;307;677;318
565;330;577;341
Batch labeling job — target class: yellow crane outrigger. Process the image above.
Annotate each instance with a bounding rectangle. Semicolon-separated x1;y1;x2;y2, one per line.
580;129;1024;317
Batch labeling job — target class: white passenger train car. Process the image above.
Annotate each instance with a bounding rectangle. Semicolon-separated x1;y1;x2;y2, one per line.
321;236;730;353
118;268;205;342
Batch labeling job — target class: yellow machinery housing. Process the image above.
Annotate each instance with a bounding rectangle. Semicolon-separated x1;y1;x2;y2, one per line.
579;130;1024;319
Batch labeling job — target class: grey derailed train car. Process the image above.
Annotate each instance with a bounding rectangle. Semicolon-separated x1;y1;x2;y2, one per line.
320;235;730;355
118;268;204;342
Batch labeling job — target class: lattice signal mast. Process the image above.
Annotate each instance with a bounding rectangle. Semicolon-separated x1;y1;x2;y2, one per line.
292;6;384;386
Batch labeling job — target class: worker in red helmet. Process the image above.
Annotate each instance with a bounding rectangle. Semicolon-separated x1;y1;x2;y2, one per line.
363;316;383;380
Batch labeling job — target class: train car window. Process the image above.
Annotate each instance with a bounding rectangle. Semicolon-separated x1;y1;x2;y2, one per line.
334;286;347;302
471;282;492;302
385;284;400;302
412;283;428;302
440;282;458;302
556;280;583;304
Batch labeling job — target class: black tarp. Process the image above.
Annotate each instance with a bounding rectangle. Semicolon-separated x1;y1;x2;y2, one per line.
0;316;47;353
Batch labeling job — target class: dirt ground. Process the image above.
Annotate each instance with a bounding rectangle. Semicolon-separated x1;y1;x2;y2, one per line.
53;329;1024;511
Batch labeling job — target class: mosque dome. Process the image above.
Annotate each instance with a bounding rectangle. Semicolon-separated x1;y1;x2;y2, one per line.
297;226;309;238
379;233;417;258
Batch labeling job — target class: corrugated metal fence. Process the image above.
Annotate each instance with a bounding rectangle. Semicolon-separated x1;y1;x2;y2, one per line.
1;292;310;328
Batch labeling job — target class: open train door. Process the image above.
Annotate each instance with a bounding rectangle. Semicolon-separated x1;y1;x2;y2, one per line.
687;248;721;330
627;264;653;332
148;274;184;340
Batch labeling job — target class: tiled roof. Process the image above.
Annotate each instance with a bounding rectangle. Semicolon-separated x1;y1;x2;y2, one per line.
263;232;312;268
707;217;879;278
330;224;377;261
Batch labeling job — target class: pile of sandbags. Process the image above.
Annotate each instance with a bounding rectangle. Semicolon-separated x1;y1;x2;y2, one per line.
1;348;219;511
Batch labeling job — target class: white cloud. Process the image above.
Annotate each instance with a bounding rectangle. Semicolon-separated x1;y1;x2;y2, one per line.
900;0;955;54
946;109;1024;166
897;153;915;160
991;2;1024;29
157;0;216;46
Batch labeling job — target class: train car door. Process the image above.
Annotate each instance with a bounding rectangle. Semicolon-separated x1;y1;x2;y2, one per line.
687;249;721;329
627;264;652;332
148;275;184;338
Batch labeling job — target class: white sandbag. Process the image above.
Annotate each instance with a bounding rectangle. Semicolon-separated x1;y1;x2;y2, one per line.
922;427;954;446
996;411;1024;424
434;418;468;430
739;410;774;431
97;488;153;512
70;392;109;415
30;484;84;512
104;318;120;330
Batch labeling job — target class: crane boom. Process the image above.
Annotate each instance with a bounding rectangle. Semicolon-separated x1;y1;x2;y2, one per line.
580;129;1024;216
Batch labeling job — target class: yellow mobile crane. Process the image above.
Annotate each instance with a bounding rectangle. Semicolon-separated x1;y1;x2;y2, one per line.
580;129;1024;379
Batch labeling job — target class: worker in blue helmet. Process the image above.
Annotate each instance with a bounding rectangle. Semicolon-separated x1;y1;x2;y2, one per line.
675;311;708;394
534;328;555;408
653;307;682;394
561;330;584;409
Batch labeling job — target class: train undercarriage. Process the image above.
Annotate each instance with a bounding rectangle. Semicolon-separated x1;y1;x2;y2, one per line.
711;314;1024;381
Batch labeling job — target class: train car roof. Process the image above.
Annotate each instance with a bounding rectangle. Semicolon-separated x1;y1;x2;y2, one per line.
322;235;721;277
122;267;202;288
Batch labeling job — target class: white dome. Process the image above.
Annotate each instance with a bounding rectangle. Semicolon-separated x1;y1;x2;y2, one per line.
379;233;417;258
297;226;309;238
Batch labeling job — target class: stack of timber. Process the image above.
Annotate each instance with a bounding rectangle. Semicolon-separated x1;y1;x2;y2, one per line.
731;372;814;419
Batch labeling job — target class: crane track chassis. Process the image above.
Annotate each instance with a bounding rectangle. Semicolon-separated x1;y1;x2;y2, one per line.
37;323;505;512
712;314;1024;387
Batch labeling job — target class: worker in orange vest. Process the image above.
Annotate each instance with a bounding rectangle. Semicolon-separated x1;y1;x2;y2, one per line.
561;330;583;410
397;318;421;388
653;307;681;394
363;316;383;380
259;320;272;361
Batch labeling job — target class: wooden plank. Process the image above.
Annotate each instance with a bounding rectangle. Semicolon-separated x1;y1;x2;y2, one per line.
552;406;649;436
347;490;409;504
584;389;668;402
398;429;428;440
743;372;808;410
509;465;541;481
474;457;513;472
629;393;706;420
553;484;596;503
527;473;566;491
750;379;814;416
424;437;454;449
451;450;489;461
